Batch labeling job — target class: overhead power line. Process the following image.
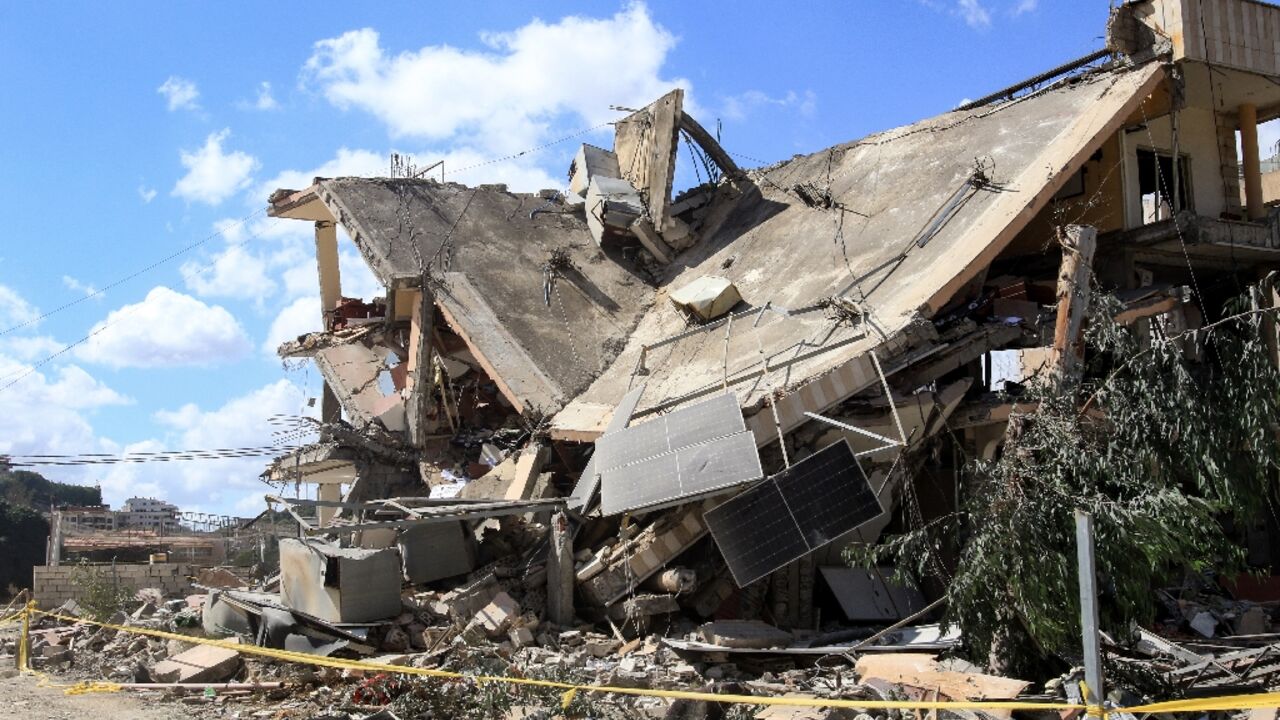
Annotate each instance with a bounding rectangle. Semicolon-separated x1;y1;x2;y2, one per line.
3;444;304;468
0;207;267;337
0;211;282;394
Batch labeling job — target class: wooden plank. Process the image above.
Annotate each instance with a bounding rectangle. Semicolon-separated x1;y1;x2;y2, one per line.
855;654;1030;719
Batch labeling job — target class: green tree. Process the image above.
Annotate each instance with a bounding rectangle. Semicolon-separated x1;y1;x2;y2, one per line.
0;499;49;597
0;468;102;510
856;290;1280;671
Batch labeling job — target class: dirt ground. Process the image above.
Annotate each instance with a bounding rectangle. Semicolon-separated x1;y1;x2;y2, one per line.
0;672;193;720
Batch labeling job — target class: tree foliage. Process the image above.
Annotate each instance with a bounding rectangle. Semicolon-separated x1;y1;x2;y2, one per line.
0;499;49;597
0;467;102;510
855;289;1280;667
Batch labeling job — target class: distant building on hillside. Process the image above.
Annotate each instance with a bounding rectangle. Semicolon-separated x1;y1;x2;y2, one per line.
119;497;180;532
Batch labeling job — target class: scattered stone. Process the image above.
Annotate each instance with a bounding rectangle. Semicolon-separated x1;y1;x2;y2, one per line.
698;620;792;649
473;592;521;638
151;644;241;683
1190;611;1217;638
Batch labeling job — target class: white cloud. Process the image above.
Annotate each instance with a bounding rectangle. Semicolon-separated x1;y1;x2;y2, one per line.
3;334;64;361
263;296;320;356
138;185;157;203
0;354;130;489
181;243;277;301
172;129;260;205
41;365;132;409
0;283;40;329
721;89;817;122
302;6;688;158
256;147;386;198
1012;0;1038;15
151;379;315;500
62;275;100;299
157;76;200;111
252;81;278;110
958;0;992;28
75;286;252;368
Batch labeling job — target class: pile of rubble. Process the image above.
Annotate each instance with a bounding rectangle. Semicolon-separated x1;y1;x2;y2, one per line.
9;564;1280;719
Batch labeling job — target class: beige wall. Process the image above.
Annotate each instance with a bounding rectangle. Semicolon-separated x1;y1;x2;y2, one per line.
1120;105;1228;225
1135;0;1280;76
33;563;194;609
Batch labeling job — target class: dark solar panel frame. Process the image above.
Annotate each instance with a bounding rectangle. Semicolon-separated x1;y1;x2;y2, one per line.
706;439;883;587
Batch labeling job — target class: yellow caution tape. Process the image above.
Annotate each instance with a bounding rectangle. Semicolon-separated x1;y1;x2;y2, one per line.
15;606;1280;712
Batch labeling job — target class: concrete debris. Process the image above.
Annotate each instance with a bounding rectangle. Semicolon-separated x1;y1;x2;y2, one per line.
585;176;645;247
21;7;1280;716
698;621;792;649
669;275;743;322
151;644;242;683
568;144;621;198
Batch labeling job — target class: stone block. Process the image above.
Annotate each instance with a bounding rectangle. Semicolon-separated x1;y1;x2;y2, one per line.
151;644;241;683
473;591;521;638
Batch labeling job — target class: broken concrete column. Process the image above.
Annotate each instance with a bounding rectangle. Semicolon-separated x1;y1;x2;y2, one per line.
580;504;708;606
568;144;621;198
642;567;696;594
547;512;575;626
505;443;551;501
405;289;438;448
1048;225;1097;386
629;217;674;264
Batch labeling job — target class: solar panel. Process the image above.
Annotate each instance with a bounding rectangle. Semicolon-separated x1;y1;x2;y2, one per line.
594;393;744;472
567;384;647;513
705;439;883;587
598;431;762;516
596;393;761;516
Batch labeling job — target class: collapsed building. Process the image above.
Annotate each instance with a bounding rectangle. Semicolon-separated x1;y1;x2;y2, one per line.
239;0;1280;659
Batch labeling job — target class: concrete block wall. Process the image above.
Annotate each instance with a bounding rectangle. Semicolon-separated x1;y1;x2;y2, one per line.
32;563;194;609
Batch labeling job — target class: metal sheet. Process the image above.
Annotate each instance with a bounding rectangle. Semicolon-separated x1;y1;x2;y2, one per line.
706;439;882;587
818;566;926;622
599;431;762;516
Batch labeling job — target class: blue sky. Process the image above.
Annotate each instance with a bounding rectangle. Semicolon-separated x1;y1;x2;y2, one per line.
0;1;1120;516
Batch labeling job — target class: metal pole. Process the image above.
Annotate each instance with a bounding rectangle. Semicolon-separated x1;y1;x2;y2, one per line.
1075;510;1105;716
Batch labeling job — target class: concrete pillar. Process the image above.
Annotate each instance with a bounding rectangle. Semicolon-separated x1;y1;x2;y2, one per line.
547;512;575;626
316;483;341;527
49;511;62;567
315;221;342;326
1050;225;1098;387
1241;103;1266;221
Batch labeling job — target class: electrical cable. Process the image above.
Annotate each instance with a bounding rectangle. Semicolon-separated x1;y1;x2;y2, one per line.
0;212;286;393
0;207;266;337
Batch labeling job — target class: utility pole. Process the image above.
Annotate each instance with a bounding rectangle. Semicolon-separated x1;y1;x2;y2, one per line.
1075;510;1105;716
